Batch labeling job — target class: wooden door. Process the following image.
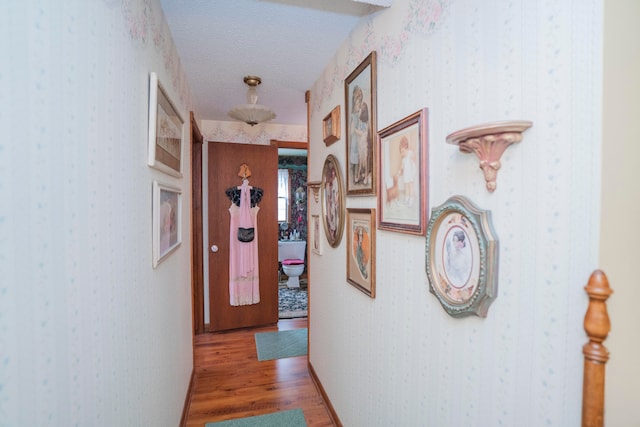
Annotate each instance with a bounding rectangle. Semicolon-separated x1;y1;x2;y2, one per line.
208;141;278;331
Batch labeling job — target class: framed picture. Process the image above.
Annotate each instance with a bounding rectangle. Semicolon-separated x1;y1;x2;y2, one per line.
148;72;184;177
153;180;182;268
321;154;345;248
425;195;499;318
346;208;376;298
377;108;429;235
345;51;377;195
311;214;323;255
323;105;341;146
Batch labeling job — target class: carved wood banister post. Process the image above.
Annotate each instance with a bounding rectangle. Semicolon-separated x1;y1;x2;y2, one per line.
582;269;613;427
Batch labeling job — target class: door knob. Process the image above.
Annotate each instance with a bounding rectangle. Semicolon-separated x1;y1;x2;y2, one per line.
211;245;219;253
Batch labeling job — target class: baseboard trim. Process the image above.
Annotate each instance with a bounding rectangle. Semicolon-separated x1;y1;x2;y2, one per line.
180;368;196;427
308;361;342;427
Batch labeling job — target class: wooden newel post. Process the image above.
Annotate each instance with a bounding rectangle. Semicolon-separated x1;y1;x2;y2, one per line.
582;269;613;427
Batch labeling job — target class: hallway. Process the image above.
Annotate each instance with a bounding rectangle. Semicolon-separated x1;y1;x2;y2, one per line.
184;319;335;426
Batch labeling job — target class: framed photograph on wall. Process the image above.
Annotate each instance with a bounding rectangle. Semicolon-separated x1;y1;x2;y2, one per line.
311;214;322;255
321;154;345;248
323;105;341;146
153;180;182;268
345;51;377;195
377;108;429;235
346;208;376;298
148;72;184;178
425;195;499;318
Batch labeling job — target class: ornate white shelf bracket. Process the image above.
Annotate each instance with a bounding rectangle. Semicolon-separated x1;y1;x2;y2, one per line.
446;120;533;192
307;181;321;203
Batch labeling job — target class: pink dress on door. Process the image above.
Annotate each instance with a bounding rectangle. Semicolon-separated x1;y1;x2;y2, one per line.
228;181;260;306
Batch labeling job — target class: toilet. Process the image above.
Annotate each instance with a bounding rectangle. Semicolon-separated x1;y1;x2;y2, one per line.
281;259;305;288
278;240;307;288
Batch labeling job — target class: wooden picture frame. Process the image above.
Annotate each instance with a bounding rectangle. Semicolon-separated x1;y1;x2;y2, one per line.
346;208;376;298
148;72;184;177
425;195;499;318
377;108;429;235
323;105;341;146
153;180;182;268
311;214;323;255
345;51;377;195
321;154;345;248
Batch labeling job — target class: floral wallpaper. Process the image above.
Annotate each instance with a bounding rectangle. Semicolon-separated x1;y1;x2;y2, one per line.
201;120;307;145
279;156;308;241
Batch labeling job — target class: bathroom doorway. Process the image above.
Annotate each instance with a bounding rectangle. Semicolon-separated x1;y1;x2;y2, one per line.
277;142;308;319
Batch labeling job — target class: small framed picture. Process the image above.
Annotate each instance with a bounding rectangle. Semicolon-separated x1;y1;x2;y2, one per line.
346;208;376;298
377;109;429;235
321;155;345;248
148;72;184;177
153;180;182;268
323;105;341;146
425;195;499;318
345;51;377;195
311;214;323;255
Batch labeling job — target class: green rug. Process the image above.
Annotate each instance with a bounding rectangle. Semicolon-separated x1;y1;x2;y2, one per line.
254;328;308;361
205;408;307;427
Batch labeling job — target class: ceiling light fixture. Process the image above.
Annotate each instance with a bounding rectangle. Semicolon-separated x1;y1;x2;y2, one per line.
228;76;276;126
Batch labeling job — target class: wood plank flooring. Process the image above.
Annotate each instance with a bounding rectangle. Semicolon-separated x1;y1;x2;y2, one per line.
184;318;335;426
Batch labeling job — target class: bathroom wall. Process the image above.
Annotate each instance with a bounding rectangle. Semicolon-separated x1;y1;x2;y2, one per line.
279;155;308;241
307;0;603;425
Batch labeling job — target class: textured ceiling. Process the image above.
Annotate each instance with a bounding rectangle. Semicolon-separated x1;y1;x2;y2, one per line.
159;0;388;126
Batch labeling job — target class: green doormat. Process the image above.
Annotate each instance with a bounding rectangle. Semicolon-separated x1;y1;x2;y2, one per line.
205;408;307;427
254;328;308;361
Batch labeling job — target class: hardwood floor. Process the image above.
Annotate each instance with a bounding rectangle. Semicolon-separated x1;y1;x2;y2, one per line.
184;318;335;426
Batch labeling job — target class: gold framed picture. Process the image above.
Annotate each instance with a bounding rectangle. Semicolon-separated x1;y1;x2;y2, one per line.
323;105;341;146
377;108;429;235
346;208;376;298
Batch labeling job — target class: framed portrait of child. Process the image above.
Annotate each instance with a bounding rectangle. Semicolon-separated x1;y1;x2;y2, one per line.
376;108;429;236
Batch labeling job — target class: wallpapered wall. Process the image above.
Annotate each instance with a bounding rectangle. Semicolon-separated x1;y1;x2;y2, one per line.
307;0;601;426
1;1;194;425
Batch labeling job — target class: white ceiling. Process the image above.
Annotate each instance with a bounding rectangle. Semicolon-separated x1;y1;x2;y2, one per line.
159;0;390;126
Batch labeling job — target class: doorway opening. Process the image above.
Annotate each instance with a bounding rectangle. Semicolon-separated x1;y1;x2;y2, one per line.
277;146;308;319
